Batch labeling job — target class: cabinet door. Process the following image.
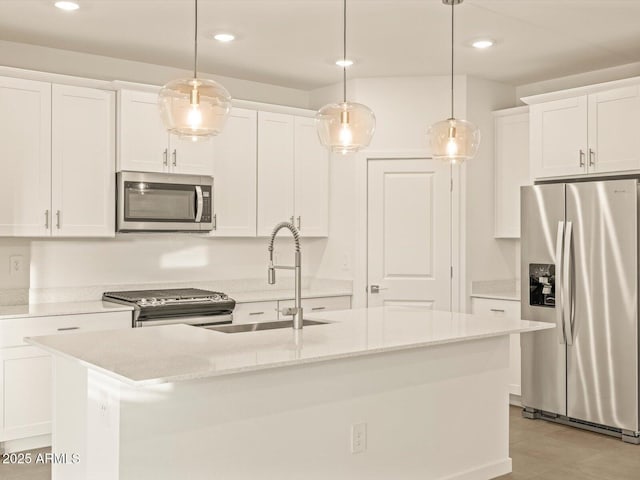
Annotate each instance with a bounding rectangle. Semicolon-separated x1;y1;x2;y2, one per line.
0;346;51;441
279;296;352;316
294;116;329;237
0;76;51;236
588;86;640;174
118;89;169;173
169;135;215;175
530;96;588;179
233;301;279;324
494;110;529;238
211;108;257;236
51;85;115;237
257;112;294;236
470;297;521;397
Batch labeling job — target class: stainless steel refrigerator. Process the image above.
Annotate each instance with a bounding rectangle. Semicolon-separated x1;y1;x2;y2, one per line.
521;179;639;444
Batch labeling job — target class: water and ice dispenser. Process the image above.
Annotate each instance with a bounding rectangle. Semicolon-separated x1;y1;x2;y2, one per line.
529;263;555;307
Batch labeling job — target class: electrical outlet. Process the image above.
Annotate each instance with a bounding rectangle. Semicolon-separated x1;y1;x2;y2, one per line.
9;255;23;276
351;423;367;454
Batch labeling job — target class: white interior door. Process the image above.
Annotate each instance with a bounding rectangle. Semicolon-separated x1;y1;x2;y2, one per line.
367;158;451;310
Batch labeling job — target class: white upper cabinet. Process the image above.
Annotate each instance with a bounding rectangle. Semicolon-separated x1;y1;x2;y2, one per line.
118;89;214;175
494;107;530;238
0;76;51;236
528;81;640;179
257;112;329;237
294;116;329;237
51;85;115;237
530;96;588;179
211;108;258;237
257;111;295;236
118;89;168;173
588;86;640;174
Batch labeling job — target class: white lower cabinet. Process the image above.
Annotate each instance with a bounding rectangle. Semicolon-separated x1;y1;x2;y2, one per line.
470;297;522;399
0;311;132;450
233;295;352;324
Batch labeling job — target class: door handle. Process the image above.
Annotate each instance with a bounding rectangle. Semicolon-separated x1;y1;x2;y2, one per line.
163;148;168;167
588;148;596;167
44;210;49;229
370;285;388;294
56;210;61;229
563;221;574;346
172;149;177;167
555;221;566;344
212;213;217;230
195;186;203;223
579;149;585;167
297;216;301;230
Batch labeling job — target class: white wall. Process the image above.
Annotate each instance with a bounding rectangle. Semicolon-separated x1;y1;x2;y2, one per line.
0;239;30;289
0;40;310;108
29;237;327;289
464;77;519;293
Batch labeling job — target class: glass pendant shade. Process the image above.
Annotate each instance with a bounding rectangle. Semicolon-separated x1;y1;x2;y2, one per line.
427;117;480;164
316;101;376;154
158;78;231;140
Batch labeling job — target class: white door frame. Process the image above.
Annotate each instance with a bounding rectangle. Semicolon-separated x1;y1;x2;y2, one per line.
352;149;465;312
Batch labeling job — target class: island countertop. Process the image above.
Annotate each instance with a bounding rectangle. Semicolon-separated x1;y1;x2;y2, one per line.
26;306;552;386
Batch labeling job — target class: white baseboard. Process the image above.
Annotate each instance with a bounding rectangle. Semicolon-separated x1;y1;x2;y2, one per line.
509;393;522;407
0;434;51;453
441;458;512;480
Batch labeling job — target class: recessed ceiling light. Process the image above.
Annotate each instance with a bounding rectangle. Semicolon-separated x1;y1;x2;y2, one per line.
471;39;495;49
213;33;235;43
336;59;354;68
54;1;80;11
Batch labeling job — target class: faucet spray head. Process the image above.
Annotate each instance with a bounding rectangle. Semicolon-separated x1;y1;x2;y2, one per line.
268;262;276;285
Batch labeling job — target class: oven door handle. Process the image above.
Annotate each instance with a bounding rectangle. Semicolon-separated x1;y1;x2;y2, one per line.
195;186;203;223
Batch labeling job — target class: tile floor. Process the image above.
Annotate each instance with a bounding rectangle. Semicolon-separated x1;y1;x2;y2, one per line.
1;406;639;479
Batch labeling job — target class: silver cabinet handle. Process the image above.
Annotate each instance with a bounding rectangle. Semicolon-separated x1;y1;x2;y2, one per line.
213;213;217;230
289;216;294;224
172;149;177;167
588;148;596;167
163;148;168;166
297;216;301;229
56;210;61;229
57;326;79;331
311;306;326;311
249;311;265;316
579;149;585;167
490;309;505;313
45;210;49;229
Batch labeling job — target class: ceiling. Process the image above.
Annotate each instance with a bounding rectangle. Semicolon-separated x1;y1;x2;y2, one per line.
0;0;639;90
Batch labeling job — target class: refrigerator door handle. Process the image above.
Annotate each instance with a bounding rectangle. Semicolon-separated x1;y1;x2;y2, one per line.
556;221;566;344
563;221;574;346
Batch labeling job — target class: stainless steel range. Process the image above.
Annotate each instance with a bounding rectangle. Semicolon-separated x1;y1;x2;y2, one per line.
103;288;235;329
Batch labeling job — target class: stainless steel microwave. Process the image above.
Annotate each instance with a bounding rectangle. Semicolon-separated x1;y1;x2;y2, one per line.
116;171;213;232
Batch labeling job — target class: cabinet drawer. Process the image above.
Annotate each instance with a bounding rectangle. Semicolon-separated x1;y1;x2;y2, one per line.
470;297;520;319
0;311;132;348
279;296;352;314
233;301;279;324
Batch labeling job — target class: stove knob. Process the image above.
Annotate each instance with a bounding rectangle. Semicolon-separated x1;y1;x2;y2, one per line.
139;298;147;305
212;294;221;301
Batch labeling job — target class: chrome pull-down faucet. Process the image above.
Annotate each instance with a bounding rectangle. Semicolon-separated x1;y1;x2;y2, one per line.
268;221;303;329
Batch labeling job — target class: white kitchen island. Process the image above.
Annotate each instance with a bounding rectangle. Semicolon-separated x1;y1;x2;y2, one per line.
26;306;552;480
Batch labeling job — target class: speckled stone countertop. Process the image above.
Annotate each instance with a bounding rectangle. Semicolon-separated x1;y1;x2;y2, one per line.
26;306;552;386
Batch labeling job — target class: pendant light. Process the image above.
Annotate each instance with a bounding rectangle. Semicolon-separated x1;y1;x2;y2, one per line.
427;0;480;164
158;0;231;140
316;0;375;154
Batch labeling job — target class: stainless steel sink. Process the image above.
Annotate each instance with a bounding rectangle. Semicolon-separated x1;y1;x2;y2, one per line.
209;319;328;334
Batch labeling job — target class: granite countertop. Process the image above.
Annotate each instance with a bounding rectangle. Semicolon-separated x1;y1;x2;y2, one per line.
0;300;134;321
26;306;552;386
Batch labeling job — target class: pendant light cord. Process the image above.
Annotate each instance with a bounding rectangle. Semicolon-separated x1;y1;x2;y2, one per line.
450;2;454;118
343;0;347;103
194;0;198;79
